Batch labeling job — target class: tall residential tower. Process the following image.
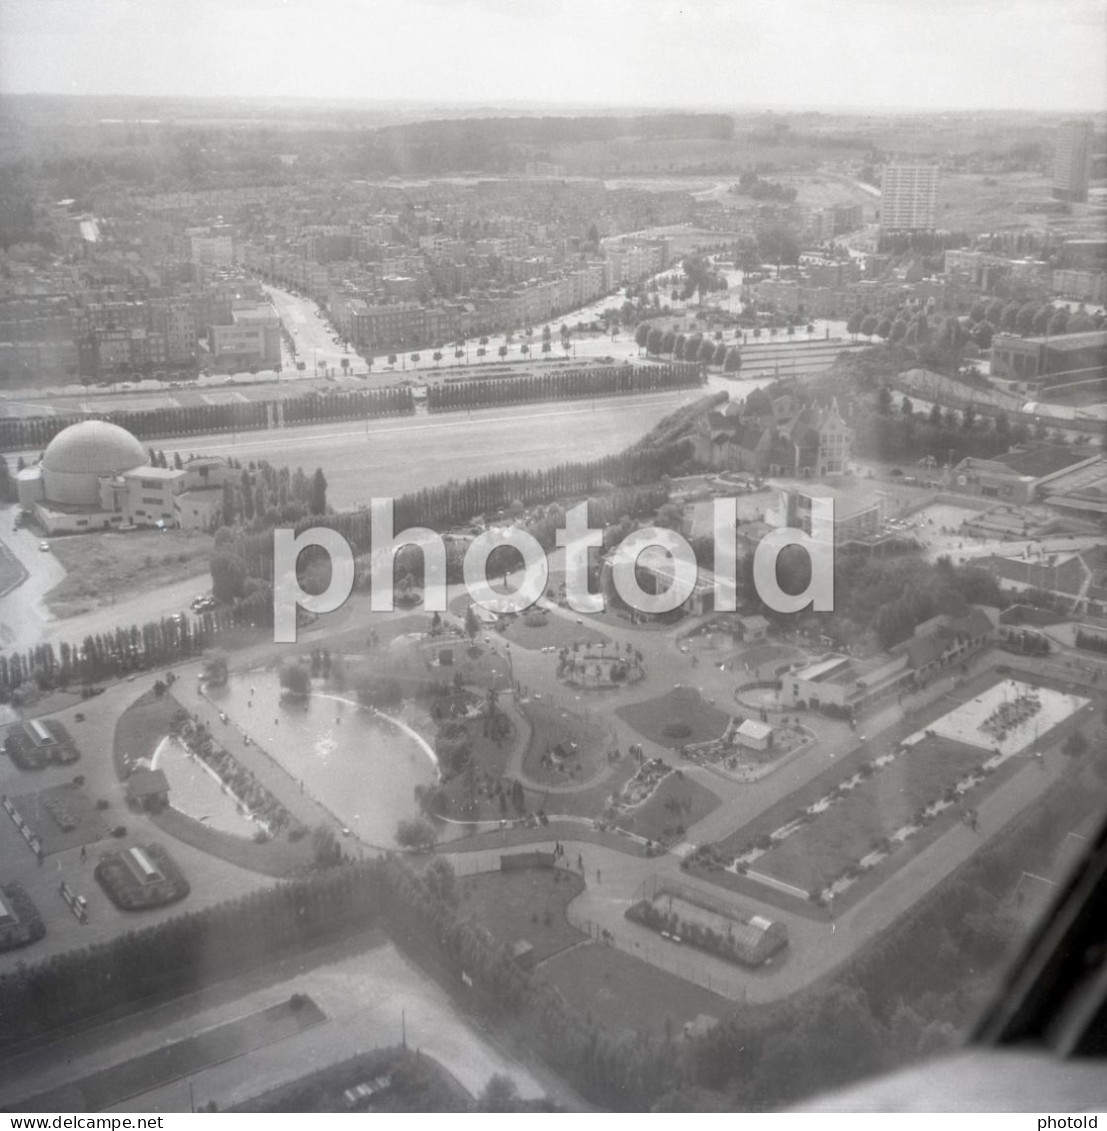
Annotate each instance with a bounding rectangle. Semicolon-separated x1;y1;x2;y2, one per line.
1052;120;1092;203
880;164;940;231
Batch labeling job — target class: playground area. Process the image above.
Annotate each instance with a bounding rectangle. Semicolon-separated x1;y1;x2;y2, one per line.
904;679;1089;758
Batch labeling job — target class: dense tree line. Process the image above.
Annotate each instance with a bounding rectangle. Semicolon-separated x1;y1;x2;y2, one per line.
1075;630;1107;655
225;436;698;585
352;113;732;175
854;398;1030;466
0;600;268;704
0;855;683;1109
744;553;1003;651
426;362;702;413
0;388;414;453
213;461;328;541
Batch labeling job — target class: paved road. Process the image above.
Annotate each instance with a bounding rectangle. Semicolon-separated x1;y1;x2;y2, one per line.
0;940;553;1112
0;521;210;655
264;284;355;378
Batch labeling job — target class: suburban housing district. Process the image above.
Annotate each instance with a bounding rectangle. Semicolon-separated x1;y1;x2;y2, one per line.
0;101;1105;1114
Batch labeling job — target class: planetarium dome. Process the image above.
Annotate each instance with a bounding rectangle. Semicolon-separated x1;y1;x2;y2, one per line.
40;420;148;507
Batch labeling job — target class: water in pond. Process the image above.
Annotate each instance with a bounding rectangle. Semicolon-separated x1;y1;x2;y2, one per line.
205;671;437;848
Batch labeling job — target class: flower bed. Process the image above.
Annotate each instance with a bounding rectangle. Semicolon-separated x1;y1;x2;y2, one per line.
0;881;46;951
94;842;190;911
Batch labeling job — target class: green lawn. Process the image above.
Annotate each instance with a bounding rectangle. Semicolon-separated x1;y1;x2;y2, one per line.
541;940;735;1039
499;613;609;653
521;698;613;786
458;866;585;963
112;690;182;779
617;687;733;748
754;737;989;893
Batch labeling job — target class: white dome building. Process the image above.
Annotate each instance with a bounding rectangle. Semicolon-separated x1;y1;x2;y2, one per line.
40;421;148;506
16;420;230;535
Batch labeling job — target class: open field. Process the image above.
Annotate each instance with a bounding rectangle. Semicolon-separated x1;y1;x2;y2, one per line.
936;171;1088;234
458;866;585;964
46;528;213;618
11;394;701;515
540;940;735;1039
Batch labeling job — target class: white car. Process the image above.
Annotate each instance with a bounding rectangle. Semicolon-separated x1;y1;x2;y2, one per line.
38;541;50;552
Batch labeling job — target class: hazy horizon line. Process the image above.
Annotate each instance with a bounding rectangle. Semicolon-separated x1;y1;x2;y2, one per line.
2;90;1104;120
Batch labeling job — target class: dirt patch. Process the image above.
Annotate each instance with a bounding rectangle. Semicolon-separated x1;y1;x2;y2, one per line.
45;528;212;617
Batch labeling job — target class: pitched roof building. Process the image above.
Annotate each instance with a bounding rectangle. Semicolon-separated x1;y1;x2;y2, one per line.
693;395;852;478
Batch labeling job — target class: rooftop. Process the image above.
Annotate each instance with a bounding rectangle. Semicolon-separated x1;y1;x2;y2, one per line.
996;446;1092;479
120;465;185;481
736;719;773;742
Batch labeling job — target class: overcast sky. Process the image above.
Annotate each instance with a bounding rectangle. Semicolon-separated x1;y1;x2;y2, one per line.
1;0;1104;113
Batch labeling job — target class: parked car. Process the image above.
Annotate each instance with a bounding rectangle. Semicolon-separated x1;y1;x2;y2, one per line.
39;541;50;552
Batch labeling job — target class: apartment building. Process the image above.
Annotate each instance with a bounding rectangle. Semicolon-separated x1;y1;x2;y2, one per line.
1052;120;1092;203
880;164;940;231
